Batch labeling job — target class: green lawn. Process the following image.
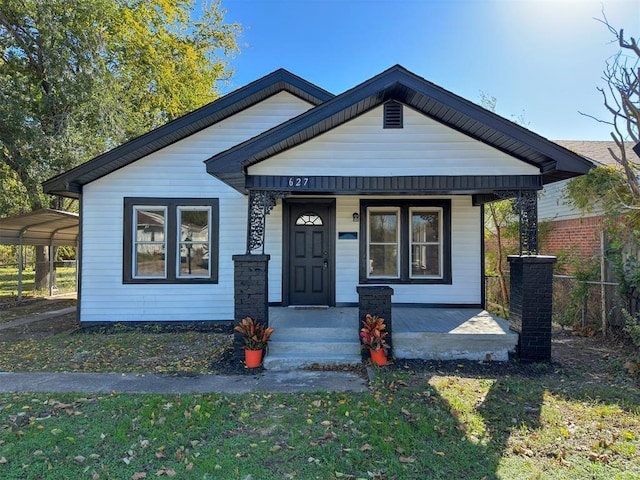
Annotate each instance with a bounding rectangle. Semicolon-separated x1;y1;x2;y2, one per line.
0;300;638;479
0;266;77;301
1;362;638;479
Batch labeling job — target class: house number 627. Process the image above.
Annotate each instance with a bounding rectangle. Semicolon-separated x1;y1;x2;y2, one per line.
288;177;309;187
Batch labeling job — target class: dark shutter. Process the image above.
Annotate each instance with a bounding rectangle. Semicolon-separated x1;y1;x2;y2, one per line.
383;101;403;129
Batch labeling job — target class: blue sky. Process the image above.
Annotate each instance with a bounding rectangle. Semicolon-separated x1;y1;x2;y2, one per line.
216;0;639;141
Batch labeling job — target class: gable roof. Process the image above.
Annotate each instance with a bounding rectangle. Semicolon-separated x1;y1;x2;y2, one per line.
42;69;334;198
206;65;594;192
554;140;634;167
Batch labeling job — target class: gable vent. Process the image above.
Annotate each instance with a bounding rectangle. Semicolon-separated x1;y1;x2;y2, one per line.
383;101;403;129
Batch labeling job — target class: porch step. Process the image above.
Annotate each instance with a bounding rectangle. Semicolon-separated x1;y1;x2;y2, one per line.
264;307;361;370
263;352;362;371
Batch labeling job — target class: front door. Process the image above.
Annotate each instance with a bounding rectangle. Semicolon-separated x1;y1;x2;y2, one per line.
286;200;334;306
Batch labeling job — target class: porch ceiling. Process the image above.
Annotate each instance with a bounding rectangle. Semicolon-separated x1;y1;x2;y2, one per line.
245;174;543;195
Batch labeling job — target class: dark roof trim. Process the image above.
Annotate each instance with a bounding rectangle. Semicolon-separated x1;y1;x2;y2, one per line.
246;174;542;194
42;69;334;198
206;65;594;192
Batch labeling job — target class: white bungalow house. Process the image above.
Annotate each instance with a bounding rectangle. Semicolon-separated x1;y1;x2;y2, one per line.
43;66;592;367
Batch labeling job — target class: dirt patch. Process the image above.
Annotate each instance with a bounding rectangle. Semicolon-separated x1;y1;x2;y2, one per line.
0;299;637;380
0;297;77;322
0;310;79;342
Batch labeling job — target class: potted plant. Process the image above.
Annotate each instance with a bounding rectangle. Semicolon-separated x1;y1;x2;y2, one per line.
234;316;274;368
359;314;389;366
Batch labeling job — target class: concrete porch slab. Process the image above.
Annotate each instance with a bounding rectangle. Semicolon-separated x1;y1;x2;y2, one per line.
265;306;518;367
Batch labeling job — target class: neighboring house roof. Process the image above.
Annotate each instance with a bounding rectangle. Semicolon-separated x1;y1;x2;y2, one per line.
206;65;593;192
553;140;635;167
42;69;334;198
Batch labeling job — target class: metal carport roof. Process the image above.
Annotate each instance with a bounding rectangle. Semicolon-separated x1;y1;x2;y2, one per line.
0;209;79;247
0;209;79;301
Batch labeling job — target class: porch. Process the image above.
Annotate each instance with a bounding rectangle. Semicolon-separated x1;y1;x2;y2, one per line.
263;306;518;370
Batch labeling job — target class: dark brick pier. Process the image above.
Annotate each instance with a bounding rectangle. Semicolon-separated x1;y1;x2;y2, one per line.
233;254;270;361
508;255;556;362
357;285;394;359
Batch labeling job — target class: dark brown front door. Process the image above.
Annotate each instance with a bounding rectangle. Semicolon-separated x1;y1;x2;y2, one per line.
286;200;334;306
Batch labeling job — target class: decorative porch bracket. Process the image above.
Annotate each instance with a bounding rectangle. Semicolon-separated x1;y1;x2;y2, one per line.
495;190;539;255
246;190;288;254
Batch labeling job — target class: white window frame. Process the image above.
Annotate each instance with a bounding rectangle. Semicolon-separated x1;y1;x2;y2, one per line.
132;205;168;280
176;206;212;279
409;207;443;280
367;207;401;279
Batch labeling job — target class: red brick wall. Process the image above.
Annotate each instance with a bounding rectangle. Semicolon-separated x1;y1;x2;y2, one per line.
540;216;603;261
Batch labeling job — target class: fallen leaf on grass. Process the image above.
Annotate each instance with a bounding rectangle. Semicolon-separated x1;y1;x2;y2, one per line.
155;468;177;477
513;446;534;457
624;361;639;375
0;457;7;464
359;443;372;451
399;456;416;463
132;473;147;480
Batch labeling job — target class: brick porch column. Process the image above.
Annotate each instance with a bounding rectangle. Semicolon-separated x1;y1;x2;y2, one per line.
233;254;270;361
357;286;394;359
508;255;556;362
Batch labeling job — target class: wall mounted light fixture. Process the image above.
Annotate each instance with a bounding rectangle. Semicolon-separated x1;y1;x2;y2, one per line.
352;212;360;222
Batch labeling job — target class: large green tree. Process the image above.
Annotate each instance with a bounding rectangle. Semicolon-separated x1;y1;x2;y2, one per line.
0;0;240;288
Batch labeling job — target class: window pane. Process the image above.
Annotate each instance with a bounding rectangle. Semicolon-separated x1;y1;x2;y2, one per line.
411;245;440;277
296;213;323;226
369;245;398;277
178;208;210;278
136;209;165;242
412;212;439;242
370;212;397;242
180;209;208;239
135;245;165;277
179;243;209;276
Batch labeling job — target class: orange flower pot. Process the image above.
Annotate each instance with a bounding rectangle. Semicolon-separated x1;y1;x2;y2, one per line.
244;349;263;368
369;348;387;366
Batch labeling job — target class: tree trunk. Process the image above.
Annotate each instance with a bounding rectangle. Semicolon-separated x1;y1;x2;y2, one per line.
488;203;510;309
34;246;51;292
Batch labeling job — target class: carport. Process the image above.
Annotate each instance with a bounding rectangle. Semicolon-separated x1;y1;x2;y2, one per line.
0;209;79;301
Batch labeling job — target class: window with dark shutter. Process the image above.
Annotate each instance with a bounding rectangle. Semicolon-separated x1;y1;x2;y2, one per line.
383;101;403;128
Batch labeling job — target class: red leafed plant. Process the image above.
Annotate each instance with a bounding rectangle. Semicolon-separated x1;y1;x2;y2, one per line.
360;314;389;352
234;316;274;350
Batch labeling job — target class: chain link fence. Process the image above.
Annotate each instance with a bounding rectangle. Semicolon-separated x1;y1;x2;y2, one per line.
0;260;77;302
486;274;627;337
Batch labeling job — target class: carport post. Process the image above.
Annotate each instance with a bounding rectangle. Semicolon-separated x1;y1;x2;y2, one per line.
17;232;24;302
49;241;54;297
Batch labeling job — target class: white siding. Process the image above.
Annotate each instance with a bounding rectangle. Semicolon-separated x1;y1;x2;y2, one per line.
265;195;481;305
80;92;314;322
248;105;539;177
538;180;603;221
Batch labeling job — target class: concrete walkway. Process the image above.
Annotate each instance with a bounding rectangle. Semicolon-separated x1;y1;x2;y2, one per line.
0;306;76;331
0;371;368;394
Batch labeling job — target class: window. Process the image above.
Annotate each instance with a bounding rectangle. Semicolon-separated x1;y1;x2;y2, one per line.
124;198;219;284
360;200;451;284
295;213;323;226
368;208;400;278
410;209;442;278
